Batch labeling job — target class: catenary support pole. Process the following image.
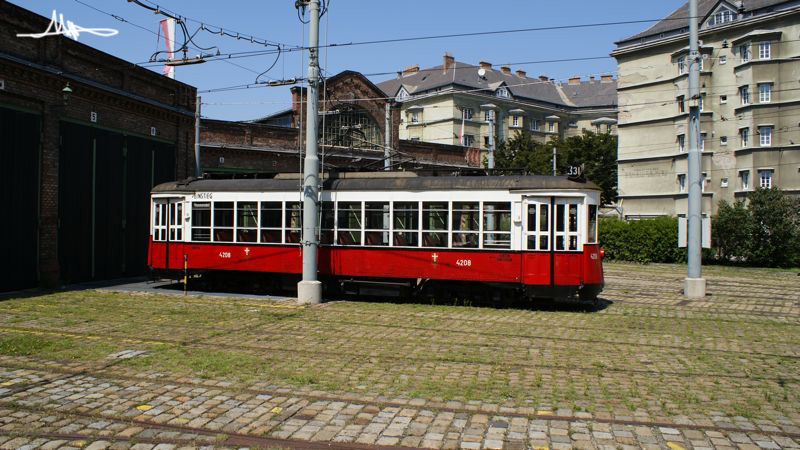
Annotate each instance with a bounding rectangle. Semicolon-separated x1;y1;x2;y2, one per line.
384;101;392;170
297;0;322;304
552;147;557;176
194;95;201;177
685;0;706;298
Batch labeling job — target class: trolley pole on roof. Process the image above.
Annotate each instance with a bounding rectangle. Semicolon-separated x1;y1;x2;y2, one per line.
298;0;322;304
685;0;706;298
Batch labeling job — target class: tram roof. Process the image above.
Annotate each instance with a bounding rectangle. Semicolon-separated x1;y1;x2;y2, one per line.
152;174;600;194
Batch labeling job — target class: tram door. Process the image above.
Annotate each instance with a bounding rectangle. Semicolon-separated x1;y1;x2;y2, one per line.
152;198;184;270
523;197;551;284
552;198;583;286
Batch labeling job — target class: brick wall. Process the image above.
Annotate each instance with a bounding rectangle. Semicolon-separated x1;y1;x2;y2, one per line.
0;2;196;286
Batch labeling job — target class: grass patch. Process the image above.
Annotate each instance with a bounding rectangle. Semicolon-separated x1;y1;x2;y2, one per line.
0;334;122;361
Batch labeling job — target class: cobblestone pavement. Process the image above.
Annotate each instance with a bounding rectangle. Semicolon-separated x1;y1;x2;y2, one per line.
0;262;798;449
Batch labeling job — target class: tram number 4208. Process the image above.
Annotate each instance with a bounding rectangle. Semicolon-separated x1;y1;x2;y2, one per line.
455;259;472;267
219;251;231;259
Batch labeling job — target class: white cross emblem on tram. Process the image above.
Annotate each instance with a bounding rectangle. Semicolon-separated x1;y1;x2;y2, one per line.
432;253;438;263
244;248;250;256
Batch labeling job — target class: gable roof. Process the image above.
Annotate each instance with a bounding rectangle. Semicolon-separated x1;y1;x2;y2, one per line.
615;0;792;47
374;61;616;110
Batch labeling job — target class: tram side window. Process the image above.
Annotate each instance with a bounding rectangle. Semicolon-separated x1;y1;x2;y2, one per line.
191;202;211;241
337;202;362;245
483;202;511;249
153;203;166;241
364;202;389;246
525;203;549;250
422;202;448;247
452;202;479;248
236;202;258;243
568;204;579;250
320;201;335;245
212;202;234;242
393;202;419;247
168;203;183;241
285;202;302;244
587;205;598;244
260;202;282;243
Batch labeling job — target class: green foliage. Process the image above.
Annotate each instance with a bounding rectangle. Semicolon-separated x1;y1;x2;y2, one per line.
713;200;752;262
742;188;800;267
599;217;686;264
495;130;618;204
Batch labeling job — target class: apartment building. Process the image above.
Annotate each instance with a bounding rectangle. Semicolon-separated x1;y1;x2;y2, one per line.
375;54;617;160
612;0;800;218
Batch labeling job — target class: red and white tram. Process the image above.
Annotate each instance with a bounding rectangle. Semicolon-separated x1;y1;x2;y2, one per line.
148;173;604;301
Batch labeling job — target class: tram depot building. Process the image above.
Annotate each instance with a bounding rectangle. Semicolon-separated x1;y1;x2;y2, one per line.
612;0;800;218
0;2;197;291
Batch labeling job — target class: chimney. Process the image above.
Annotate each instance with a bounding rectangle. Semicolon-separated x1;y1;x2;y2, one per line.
443;53;454;74
589;75;595;82
402;65;419;77
568;76;581;85
500;66;511;75
479;61;492;70
516;69;527;78
600;74;614;83
538;75;549;81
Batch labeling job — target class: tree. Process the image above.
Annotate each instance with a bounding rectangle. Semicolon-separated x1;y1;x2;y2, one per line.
746;188;800;267
713;200;752;262
495;130;618;204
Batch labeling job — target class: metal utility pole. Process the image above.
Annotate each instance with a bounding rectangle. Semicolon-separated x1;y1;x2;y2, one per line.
384;102;392;170
685;0;706;298
480;104;497;169
552;147;557;176
194;95;201;177
298;0;322;304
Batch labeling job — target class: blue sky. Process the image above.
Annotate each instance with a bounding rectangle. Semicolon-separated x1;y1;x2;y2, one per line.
11;1;685;120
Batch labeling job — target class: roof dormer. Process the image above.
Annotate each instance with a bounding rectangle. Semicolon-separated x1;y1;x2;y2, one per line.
395;86;410;102
704;2;738;28
489;81;511;99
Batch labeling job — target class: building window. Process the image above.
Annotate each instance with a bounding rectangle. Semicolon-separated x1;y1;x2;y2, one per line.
739;43;750;63
759;41;771;60
410;111;419;123
678;174;686;193
548;121;555;133
698;95;704;112
395;87;409;102
463;134;475;147
720;55;727;65
740;170;750;190
721;136;728;146
677;95;685;113
700;133;706;151
759;126;772;147
701;172;707;192
720;95;727;104
678;134;685;153
721;177;729;188
677;57;686;75
530;119;541;131
495;87;509;98
759;170;773;188
739;86;750;105
708;9;734;26
740;128;749;147
462;108;474;120
511;115;520;127
323;104;384;150
484;110;494;121
484;136;490;148
758;83;771;103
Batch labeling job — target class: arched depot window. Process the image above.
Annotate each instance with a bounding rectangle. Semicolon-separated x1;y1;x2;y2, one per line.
321;104;384;150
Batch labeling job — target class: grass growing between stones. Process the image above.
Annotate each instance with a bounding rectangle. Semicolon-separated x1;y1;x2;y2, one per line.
0;262;798;422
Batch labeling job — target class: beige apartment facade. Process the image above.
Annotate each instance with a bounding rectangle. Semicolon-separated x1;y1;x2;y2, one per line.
376;54;618;163
613;0;800;218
